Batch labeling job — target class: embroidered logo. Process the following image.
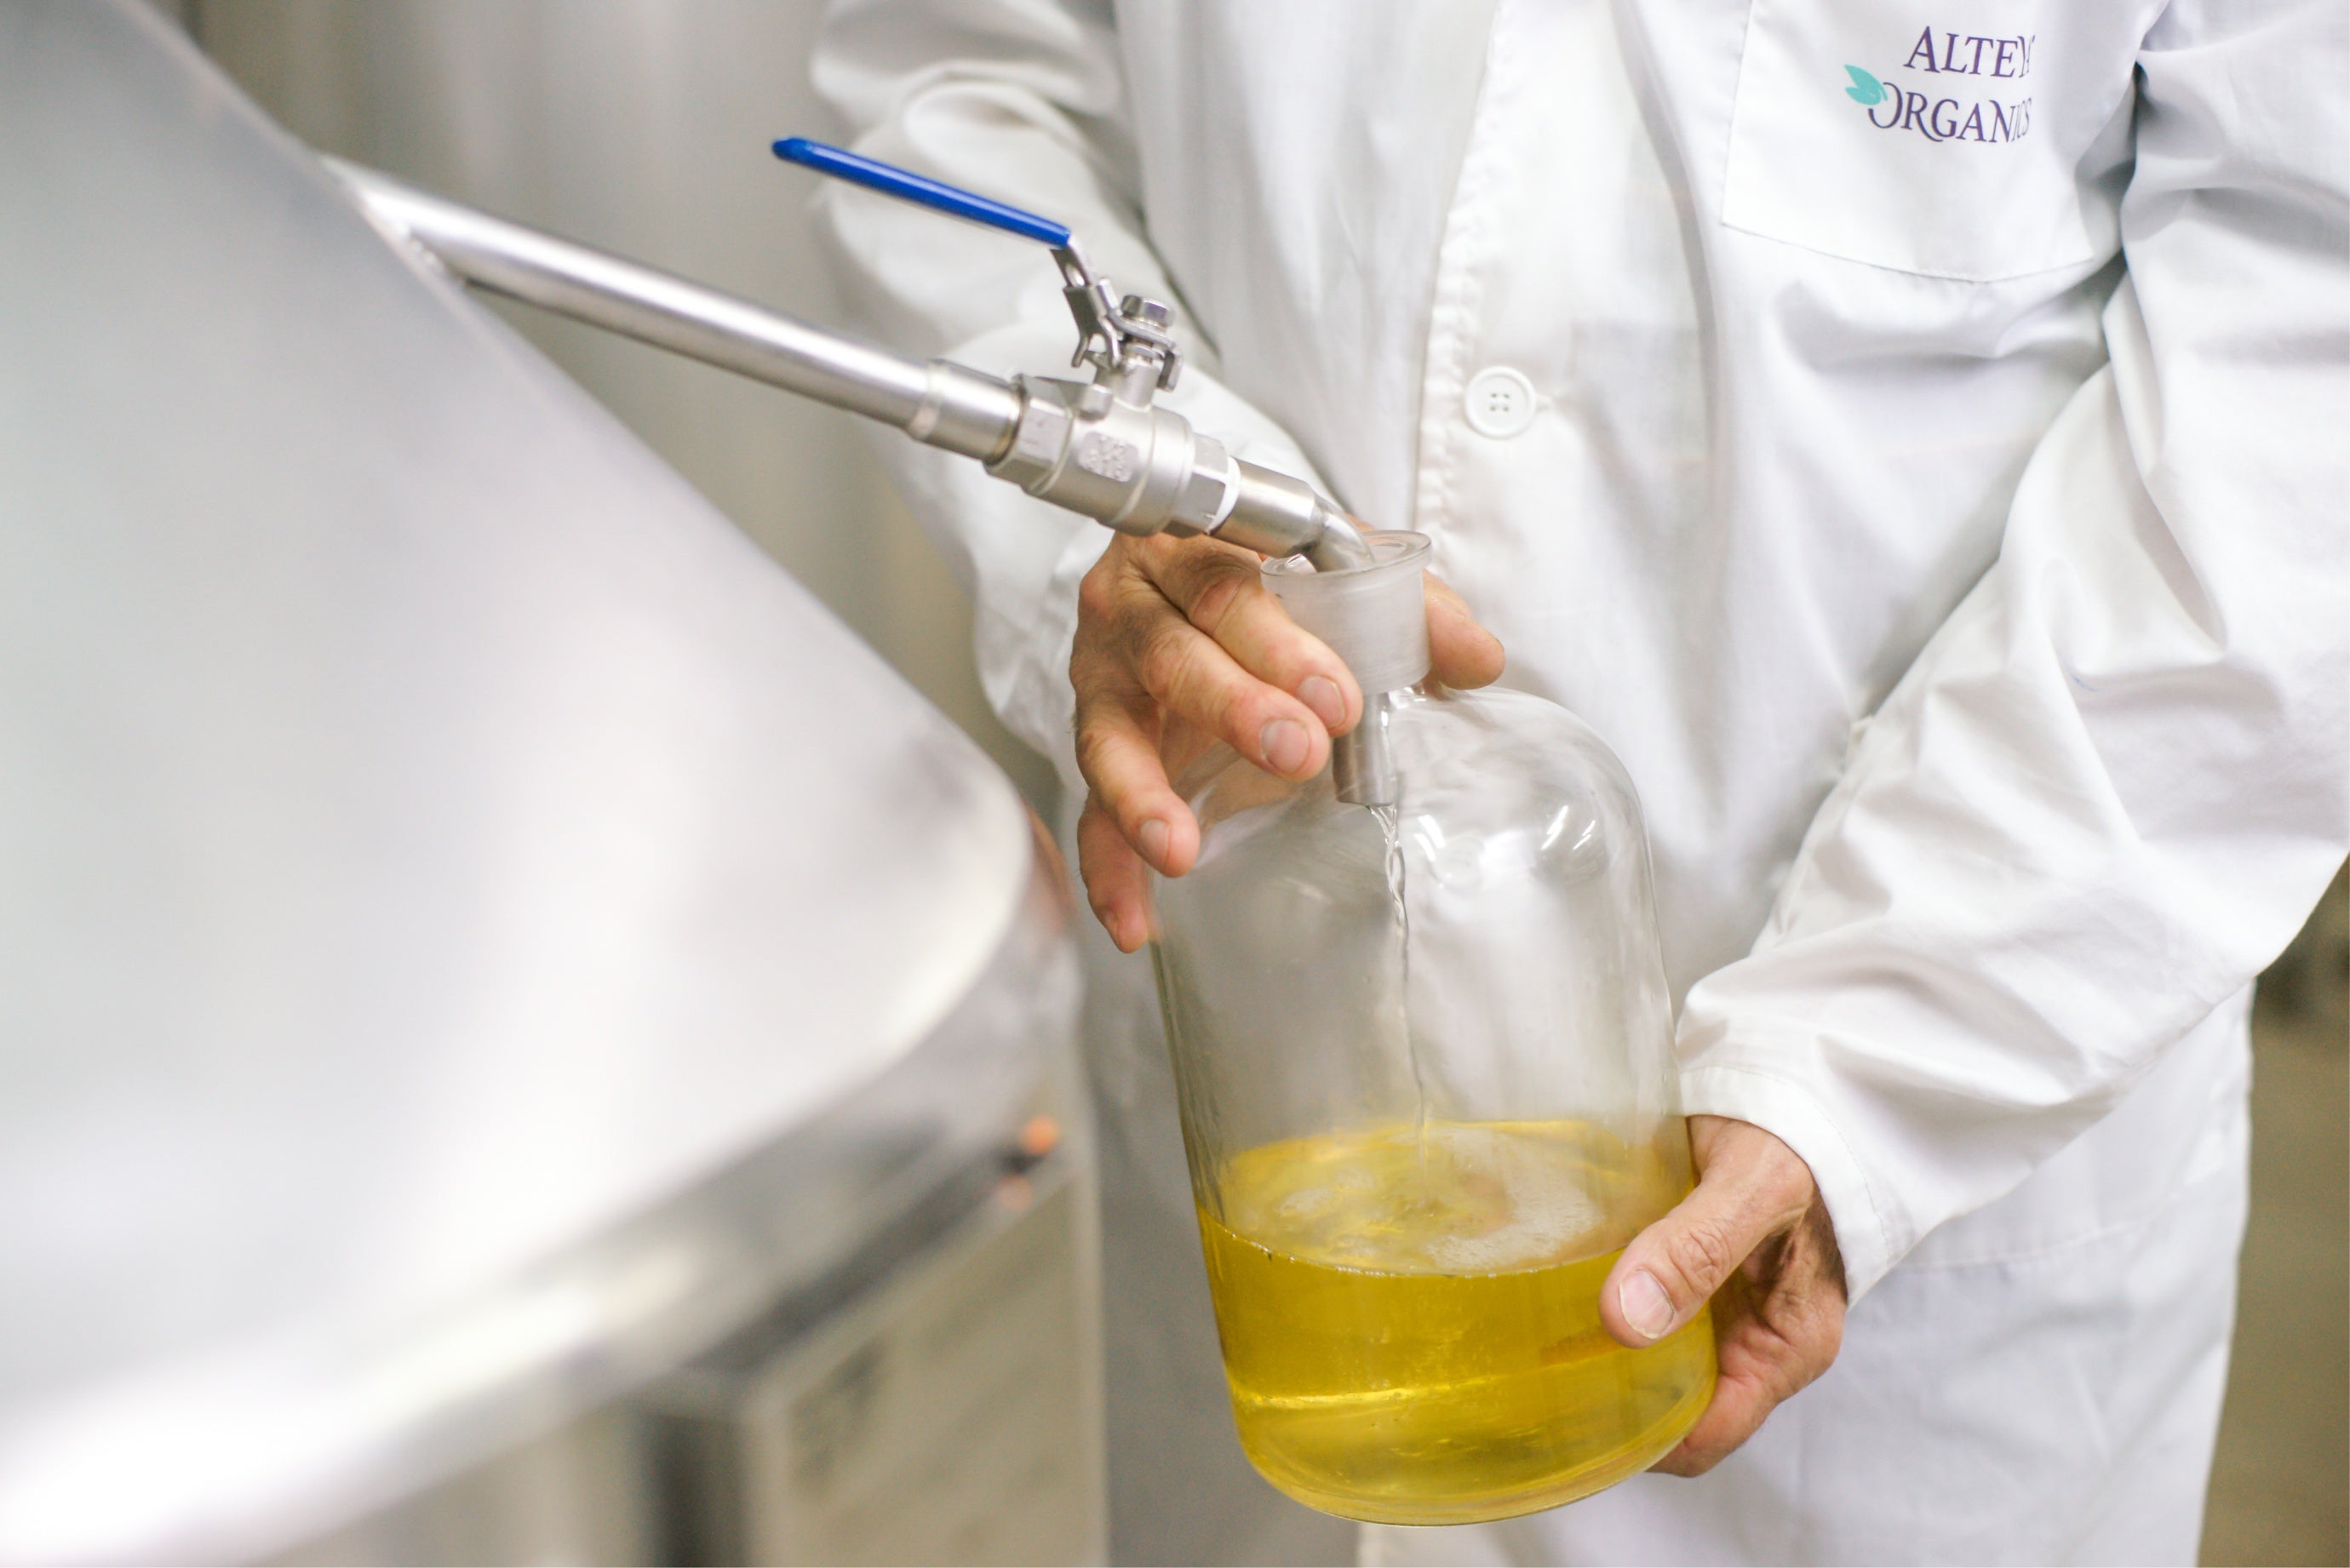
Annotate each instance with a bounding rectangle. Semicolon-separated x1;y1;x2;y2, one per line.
1844;27;2033;144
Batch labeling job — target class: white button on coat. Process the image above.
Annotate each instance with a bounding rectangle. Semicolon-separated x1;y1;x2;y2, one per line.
1462;365;1538;438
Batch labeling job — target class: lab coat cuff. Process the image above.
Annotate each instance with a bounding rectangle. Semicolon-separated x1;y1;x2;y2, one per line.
999;522;1109;792
1678;1062;1900;1301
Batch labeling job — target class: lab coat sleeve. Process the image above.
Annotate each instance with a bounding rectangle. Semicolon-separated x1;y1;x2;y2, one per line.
1677;0;2350;1296
807;0;1333;782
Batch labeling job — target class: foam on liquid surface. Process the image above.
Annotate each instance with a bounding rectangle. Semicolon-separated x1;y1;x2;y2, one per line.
1220;1121;1608;1276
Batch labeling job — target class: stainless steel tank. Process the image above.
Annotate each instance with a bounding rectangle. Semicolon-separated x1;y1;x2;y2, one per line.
0;3;1098;1560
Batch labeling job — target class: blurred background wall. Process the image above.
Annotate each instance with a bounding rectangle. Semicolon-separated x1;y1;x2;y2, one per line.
2207;864;2347;1567
145;5;2348;1564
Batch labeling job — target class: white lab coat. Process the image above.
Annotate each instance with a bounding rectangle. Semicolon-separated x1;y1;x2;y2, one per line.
810;1;2349;1562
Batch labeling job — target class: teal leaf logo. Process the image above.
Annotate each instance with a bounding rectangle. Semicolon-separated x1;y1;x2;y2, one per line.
1843;65;1885;105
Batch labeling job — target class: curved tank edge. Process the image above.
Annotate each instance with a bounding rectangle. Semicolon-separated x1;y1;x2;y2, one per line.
0;833;1083;1567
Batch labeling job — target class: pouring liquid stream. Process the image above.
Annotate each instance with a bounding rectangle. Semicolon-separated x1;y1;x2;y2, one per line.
1369;799;1430;1173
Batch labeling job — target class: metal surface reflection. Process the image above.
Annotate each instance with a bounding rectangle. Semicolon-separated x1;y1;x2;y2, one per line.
0;4;1097;1561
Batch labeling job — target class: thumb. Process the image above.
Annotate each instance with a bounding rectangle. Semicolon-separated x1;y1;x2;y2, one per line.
1424;572;1505;690
1598;1126;1813;1348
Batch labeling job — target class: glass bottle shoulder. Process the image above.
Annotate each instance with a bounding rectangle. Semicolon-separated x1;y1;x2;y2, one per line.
1182;684;1650;887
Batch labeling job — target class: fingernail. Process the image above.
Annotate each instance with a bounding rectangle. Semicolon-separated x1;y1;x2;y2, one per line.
1260;718;1310;775
1620;1269;1676;1341
1298;675;1345;729
1137;817;1172;867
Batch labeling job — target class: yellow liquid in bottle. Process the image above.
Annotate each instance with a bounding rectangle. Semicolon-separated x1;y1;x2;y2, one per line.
1198;1121;1716;1525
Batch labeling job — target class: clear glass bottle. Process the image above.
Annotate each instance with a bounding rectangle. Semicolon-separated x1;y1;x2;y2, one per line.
1149;532;1714;1525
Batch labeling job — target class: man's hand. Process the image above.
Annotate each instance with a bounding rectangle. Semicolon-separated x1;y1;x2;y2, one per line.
1600;1115;1848;1474
1072;531;1504;952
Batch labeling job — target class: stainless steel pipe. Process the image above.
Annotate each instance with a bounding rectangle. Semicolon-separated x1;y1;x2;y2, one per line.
329;159;1023;462
331;157;1385;798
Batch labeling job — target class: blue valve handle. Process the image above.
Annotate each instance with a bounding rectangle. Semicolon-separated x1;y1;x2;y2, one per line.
772;136;1073;250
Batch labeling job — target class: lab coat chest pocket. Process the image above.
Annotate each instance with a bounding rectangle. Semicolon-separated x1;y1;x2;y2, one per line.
1719;1;2152;282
